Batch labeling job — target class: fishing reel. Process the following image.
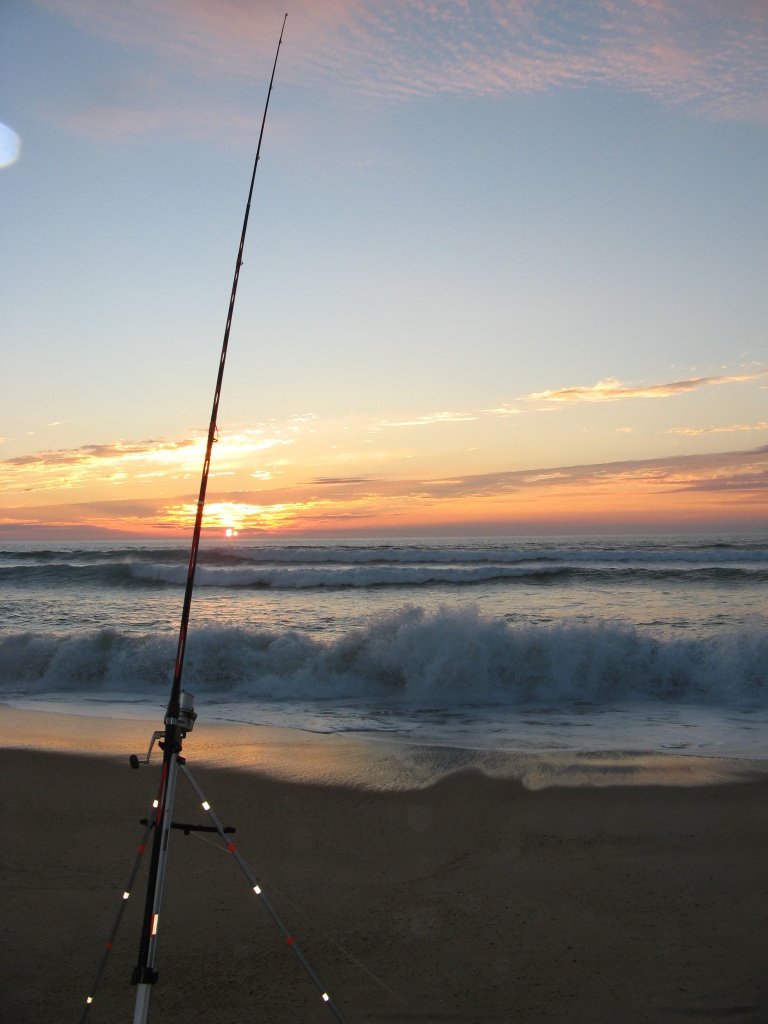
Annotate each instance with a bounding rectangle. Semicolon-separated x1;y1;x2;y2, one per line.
129;690;197;768
174;689;198;734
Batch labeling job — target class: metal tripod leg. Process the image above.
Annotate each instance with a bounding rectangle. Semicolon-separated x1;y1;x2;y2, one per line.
79;811;155;1023
132;749;181;1024
179;761;350;1024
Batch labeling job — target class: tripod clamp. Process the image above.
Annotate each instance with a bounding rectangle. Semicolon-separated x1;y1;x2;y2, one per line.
139;818;236;836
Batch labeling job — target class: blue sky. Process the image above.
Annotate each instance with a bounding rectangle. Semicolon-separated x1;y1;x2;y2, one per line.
1;0;767;535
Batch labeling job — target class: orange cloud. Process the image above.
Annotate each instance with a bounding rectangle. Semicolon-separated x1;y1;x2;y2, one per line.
527;369;768;404
669;421;768;436
0;429;294;495
2;444;765;537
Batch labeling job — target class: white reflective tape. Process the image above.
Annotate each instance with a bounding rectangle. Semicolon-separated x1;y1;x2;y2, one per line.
322;993;330;1002
151;914;159;936
86;996;93;1004
123;891;130;900
202;801;210;811
253;885;261;895
153;799;159;808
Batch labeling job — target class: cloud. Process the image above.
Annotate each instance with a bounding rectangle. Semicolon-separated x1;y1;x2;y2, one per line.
377;411;478;428
59;94;269;145
483;405;521;418
312;477;375;485
3;438;194;467
669;421;768;436
289;444;768;505
527;369;768;404
3;443;766;535
37;0;768;136
280;446;765;526
156;446;768;503
672;471;768;494
370;405;521;431
0;429;292;494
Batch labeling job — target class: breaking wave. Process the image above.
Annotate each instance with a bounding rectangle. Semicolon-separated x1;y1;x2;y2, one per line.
2;540;767;591
2;605;766;708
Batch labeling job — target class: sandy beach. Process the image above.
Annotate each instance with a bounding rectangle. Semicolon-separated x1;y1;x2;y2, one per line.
2;712;767;1024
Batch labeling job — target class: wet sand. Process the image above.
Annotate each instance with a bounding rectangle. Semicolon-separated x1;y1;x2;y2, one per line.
2;732;767;1023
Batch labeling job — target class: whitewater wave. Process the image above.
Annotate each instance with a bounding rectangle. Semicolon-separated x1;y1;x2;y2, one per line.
2;556;766;591
129;561;572;588
3;540;768;568
1;606;766;708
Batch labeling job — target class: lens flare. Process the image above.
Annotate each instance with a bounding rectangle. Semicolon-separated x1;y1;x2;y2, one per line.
0;123;20;168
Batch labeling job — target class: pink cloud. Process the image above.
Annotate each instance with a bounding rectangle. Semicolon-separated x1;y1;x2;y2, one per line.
37;0;768;135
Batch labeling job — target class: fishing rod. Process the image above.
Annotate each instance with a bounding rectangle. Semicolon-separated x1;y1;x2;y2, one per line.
129;15;288;1024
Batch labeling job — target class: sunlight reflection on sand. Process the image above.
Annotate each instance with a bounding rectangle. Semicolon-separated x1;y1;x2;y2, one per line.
1;704;763;790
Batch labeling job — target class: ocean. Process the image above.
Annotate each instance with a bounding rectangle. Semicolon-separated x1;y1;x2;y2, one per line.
0;535;766;762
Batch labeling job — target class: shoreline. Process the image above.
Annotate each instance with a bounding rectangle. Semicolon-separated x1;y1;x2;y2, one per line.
1;703;766;790
4;746;768;1023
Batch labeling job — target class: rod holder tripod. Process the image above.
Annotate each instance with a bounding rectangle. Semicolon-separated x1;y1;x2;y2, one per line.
80;713;349;1024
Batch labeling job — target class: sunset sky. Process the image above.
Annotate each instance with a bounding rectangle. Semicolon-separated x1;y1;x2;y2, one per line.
2;0;767;538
